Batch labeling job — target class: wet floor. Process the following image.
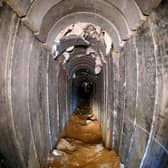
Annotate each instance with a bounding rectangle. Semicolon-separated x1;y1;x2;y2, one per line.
43;102;120;168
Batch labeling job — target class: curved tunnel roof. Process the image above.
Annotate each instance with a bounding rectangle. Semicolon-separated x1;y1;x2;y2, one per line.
8;0;159;51
22;0;144;50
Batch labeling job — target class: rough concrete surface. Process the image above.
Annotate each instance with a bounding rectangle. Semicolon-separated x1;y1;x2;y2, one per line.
0;0;168;168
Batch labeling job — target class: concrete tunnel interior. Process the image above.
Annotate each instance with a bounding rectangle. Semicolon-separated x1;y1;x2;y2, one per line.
0;0;168;168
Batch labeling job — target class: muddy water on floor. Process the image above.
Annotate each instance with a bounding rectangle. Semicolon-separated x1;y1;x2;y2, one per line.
43;103;120;168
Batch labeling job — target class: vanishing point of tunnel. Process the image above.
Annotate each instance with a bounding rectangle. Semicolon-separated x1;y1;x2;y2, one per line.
0;0;168;168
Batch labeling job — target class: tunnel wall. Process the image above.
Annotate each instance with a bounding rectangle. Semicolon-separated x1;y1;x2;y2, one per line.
117;1;168;167
103;55;114;148
94;69;105;139
0;3;60;168
48;56;69;147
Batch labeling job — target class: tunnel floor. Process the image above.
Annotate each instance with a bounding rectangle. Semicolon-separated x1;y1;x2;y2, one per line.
43;102;120;168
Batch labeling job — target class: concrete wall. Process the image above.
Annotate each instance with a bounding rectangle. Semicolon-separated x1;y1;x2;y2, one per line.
117;1;168;167
0;3;61;168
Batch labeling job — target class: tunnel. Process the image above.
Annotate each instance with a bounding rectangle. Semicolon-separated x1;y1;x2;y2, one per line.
0;0;168;167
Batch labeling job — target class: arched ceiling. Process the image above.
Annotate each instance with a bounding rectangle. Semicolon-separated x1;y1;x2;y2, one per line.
22;0;144;33
5;0;161;51
27;0;132;42
46;12;122;50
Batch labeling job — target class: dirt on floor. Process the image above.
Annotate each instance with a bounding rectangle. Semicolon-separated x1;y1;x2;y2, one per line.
43;103;120;168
